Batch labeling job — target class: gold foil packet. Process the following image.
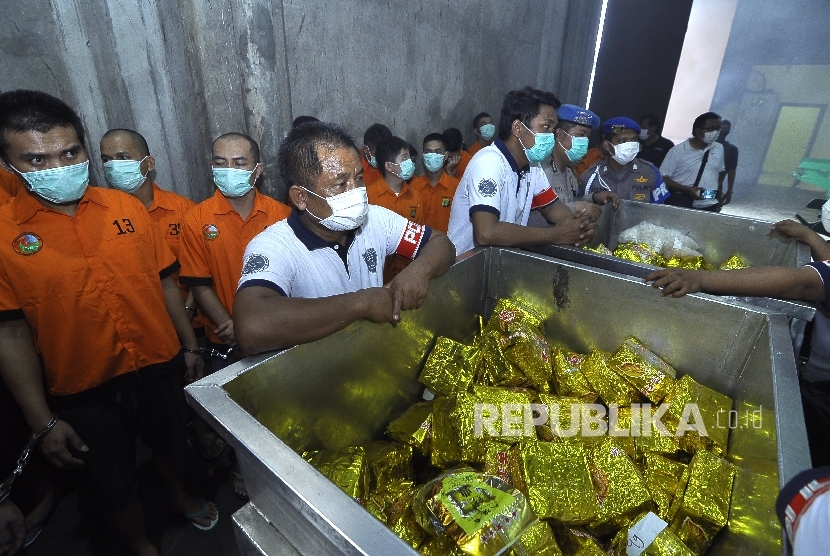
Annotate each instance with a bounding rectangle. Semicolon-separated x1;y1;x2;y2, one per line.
669;450;736;554
609;337;676;403
482;440;519;487
419;336;477;397
642;453;688;521
431;396;463;469
362;441;414;492
662;375;732;456
503;325;553;389
365;479;416;523
303;446;370;503
510;519;564;555
718;254;749;270
510;441;599;524
610;511;695;556
450;386;537;463
551;349;597;401
587;438;654;536
477;329;527;387
485;298;544;334
535;393;585;443
613;242;666;267
581;350;641;407
386;401;433;456
664;256;716;270
584;243;614;256
412;469;538;556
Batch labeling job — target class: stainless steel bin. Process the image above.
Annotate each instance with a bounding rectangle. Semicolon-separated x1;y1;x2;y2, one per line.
528;200;815;321
186;247;809;555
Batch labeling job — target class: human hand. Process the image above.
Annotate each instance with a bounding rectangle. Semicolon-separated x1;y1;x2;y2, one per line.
184;351;205;383
445;154;461;176
593;190;619;209
550;210;596;246
39;420;88;469
771;219;812;242
359;287;397;325
215;320;238;348
0;499;25;556
645;269;702;297
691;187;704;199
386;267;430;322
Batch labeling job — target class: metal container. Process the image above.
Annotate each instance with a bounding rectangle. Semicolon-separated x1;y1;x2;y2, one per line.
528;200;815;321
186;248;809;555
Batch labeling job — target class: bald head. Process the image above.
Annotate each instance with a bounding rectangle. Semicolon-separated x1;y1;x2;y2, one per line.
101;128;149;157
213;133;260;163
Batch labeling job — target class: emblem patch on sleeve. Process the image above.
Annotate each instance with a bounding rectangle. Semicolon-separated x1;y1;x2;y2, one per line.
12;233;42;256
241;253;269;275
362;248;378;273
477;178;498;197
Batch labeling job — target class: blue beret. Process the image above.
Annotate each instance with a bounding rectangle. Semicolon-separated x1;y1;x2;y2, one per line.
556;104;600;130
602;117;641;135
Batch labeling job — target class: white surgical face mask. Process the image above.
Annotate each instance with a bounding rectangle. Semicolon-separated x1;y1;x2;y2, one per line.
302;186;369;231
611;141;640;165
14;160;90;204
638;129;651;141
703;130;720;144
103;157;148;193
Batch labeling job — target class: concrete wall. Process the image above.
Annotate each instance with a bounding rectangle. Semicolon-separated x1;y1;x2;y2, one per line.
0;1;600;202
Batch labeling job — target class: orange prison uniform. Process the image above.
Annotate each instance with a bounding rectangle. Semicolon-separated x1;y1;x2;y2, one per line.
467;140;489;157
0;187;180;396
0;167;24;205
366;177;424;281
575;147;605;178
179;189;290;344
361;156;383;186
411;172;459;234
454;150;473;182
145;182;203;330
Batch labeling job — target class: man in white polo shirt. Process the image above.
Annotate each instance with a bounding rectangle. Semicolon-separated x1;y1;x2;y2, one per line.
447;87;596;258
233;121;455;353
661;111;726;211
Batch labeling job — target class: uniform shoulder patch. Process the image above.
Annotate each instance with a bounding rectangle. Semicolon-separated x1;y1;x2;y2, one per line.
12;233;42;256
362;248;378;273
241;253;269;275
477;178;498;197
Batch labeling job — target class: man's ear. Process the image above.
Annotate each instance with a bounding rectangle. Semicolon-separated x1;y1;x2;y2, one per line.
145;156;156;174
288;185;307;210
511;119;523;139
252;162;264;181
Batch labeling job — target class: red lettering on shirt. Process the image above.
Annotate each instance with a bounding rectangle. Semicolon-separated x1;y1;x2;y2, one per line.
396;221;425;259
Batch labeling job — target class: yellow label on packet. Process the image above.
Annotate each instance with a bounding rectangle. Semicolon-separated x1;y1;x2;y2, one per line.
439;471;516;536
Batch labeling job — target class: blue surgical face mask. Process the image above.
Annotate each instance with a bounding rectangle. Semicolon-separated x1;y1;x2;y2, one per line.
213;167;255;198
365;148;378;168
423;153;446;173
561;131;589;163
393;158;415;180
519;122;556;163
479;123;496;140
14;160;90;204
103;157;148;193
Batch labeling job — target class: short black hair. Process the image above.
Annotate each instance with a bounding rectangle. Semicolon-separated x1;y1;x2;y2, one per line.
363;123;392;149
693;112;721;132
101;128;150;156
498;87;561;140
292;115;320;128
375;136;410;178
213;132;260;163
278;121;358;191
442;128;464;152
472;112;491;129
422;133;446;149
639;114;660;129
0;90;86;161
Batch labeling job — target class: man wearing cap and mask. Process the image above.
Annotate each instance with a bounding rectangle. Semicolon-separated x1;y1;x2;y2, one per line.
579;117;670;204
447;87;596;259
232;121;455;353
660;112;726;211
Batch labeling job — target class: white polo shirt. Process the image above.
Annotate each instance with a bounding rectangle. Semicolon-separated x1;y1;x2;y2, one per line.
447;138;557;256
660;139;725;208
237;206;431;298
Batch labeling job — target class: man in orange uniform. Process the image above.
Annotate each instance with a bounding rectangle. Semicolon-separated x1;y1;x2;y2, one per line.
0;167;23;205
180;133;291;367
360;123;392;186
410;133;459;233
367;135;423;281
99;129;201;329
467;112;495;157
0;90;214;556
443;127;472;180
